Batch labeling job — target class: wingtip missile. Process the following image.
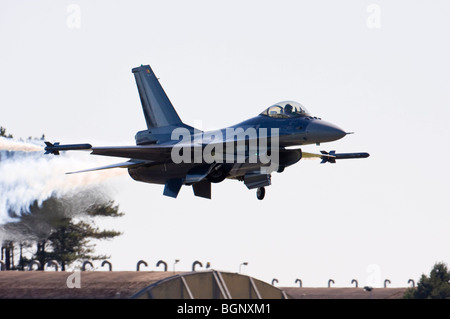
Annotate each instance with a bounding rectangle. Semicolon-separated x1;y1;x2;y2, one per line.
44;142;92;155
320;150;370;163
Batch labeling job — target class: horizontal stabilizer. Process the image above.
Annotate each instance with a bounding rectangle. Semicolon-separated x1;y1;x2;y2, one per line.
66;160;147;174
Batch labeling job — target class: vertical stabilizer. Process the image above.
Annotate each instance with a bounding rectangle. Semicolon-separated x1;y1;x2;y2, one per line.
132;65;183;129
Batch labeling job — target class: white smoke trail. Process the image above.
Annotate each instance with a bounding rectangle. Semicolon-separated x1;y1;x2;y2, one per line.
0;139;127;224
0;136;42;152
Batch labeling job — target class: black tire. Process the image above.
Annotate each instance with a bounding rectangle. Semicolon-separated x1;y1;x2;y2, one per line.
256;187;265;200
207;165;228;183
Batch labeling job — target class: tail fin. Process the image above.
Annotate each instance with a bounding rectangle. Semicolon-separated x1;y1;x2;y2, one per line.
132;65;183;129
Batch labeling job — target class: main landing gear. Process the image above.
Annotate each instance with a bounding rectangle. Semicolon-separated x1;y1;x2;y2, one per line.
256;187;265;200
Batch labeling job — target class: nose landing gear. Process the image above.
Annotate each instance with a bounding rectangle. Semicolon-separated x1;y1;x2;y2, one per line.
256;187;265;200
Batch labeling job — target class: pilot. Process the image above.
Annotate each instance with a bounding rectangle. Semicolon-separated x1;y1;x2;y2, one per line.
284;104;293;115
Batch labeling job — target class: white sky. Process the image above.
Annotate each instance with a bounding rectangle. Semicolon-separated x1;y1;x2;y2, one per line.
1;0;450;288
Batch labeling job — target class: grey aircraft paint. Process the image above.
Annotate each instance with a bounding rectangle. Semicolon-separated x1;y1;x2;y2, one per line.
44;64;369;200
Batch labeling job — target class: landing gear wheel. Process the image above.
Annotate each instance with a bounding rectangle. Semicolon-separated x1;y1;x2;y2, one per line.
256;187;265;200
207;165;227;183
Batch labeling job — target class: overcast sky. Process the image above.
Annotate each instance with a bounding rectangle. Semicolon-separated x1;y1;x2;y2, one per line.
1;0;450;288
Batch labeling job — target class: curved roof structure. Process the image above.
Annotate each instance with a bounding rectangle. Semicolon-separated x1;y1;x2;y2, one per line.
132;270;290;299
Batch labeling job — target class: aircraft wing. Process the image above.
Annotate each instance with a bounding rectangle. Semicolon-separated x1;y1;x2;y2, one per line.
91;145;175;161
66;160;148;174
45;141;190;161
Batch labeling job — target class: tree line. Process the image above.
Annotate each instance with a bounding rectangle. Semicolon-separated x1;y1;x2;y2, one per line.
0;126;123;271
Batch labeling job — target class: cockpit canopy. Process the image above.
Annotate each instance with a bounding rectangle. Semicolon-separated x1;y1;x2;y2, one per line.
260;101;310;118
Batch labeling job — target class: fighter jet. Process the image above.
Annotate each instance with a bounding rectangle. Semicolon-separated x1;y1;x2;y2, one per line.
44;64;369;200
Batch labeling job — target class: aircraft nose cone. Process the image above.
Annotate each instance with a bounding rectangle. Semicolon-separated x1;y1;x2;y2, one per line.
306;120;346;143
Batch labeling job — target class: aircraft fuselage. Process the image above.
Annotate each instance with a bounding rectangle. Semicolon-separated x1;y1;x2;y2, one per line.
44;65;367;200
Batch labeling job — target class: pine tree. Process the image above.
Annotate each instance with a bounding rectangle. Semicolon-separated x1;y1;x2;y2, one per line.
404;262;450;299
1;193;123;270
0;126;13;138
